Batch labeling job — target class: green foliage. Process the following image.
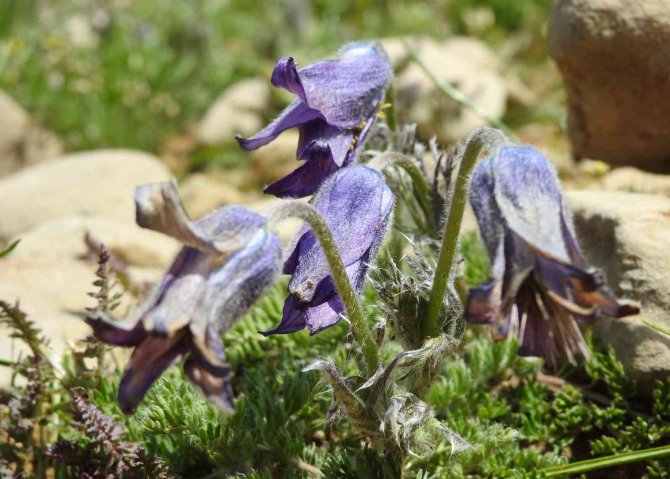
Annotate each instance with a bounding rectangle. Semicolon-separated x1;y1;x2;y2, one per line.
0;239;20;258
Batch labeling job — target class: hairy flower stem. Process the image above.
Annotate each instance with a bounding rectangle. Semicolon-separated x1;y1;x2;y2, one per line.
368;152;435;231
384;83;398;134
424;127;507;339
269;202;379;375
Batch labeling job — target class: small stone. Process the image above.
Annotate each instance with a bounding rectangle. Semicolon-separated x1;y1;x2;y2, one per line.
0;90;63;177
549;0;670;171
0;149;170;241
394;36;507;143
566;191;670;391
195;78;269;145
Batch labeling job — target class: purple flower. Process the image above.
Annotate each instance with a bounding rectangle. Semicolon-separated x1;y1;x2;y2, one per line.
466;146;639;367
237;43;392;198
264;165;394;335
86;181;282;413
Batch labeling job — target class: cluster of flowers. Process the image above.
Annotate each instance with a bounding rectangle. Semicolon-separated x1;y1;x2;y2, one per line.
87;42;637;415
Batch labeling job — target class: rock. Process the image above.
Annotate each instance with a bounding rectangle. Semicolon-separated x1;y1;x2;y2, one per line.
0;259;96;388
566;191;670;390
195;78;270;145
8;216;179;269
378;36;423;70
179;172;256;219
598;167;670;197
248;130;300;186
549;0;670;172
65;14;97;48
394;36;507;143
0;149;170;242
0;90;63;177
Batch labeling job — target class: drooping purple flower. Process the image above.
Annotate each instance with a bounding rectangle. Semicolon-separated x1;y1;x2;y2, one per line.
264;165;394;335
86;181;282;413
237;42;392;198
466;145;639;368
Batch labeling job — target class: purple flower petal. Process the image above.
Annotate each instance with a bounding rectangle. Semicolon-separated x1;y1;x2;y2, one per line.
260;295;307;335
90;182;282;413
467;145;639;368
236;100;322;151
237;42;392;198
290;43;392;129
85;313;147;347
184;325;235;414
118;333;190;414
305;296;344;335
267;165;394;335
264;141;340;198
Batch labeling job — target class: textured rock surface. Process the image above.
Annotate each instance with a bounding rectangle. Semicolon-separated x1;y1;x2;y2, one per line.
0;90;63;177
566;191;670;390
0;259;96;387
8;216;179;269
196;78;269;145
549;0;670;171
393;36;507;143
0;149;170;241
598;167;670;197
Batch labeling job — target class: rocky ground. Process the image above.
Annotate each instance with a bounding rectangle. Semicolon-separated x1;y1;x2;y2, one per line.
1;0;670;396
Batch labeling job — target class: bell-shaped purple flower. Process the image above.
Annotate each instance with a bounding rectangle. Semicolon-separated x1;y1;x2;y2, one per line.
466;145;639;368
264;165;394;335
86;181;282;413
237;42;392;198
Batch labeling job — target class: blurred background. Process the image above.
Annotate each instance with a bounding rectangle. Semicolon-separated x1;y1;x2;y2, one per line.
4;0;670;380
0;0;563;182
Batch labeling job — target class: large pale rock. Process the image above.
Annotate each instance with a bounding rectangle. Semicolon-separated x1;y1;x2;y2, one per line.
566;191;670;390
598;167;670;197
0;91;63;176
248;130;300;186
393;36;507;143
0;259;95;388
0;149;170;241
8;216;179;269
549;0;670;172
179;172;252;219
195;78;269;145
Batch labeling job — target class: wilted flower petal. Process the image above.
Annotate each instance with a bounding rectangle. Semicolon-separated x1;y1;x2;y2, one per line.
264;165;394;335
87;181;282;413
466;145;639;367
237;43;392;198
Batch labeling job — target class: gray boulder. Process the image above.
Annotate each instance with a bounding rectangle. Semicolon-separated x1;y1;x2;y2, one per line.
549;0;670;171
566;191;670;390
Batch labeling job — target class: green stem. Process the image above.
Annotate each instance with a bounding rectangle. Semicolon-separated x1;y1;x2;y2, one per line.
368;152;435;231
268;202;379;375
423;127;507;338
384;82;398;134
541;444;670;477
403;41;518;141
